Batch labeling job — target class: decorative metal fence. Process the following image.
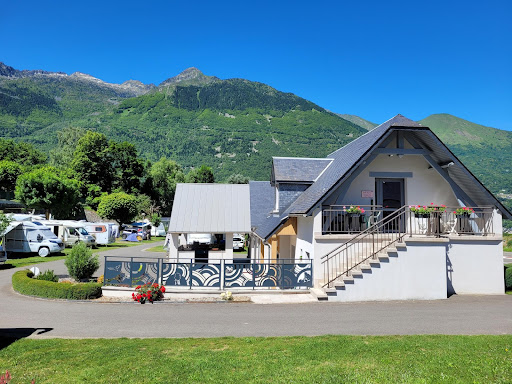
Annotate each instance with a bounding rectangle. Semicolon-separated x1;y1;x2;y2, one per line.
103;257;313;290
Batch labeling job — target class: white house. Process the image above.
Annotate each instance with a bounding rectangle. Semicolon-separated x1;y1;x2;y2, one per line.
166;114;511;301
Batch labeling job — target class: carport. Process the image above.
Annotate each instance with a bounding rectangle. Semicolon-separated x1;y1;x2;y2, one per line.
167;183;251;262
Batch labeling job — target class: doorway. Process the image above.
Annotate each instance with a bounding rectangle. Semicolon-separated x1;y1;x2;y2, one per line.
376;178;405;231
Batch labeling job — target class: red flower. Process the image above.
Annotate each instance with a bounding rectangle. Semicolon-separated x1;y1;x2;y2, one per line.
136;285;141;290
160;286;166;293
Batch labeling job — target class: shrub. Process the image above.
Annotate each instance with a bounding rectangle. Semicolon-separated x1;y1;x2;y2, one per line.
64;242;99;281
12;270;102;300
36;269;58;282
505;267;512;291
506;239;512;249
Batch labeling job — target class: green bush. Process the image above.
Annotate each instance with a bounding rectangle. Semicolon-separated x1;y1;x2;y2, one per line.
36;269;58;282
506;267;512;291
65;242;99;281
12;270;102;300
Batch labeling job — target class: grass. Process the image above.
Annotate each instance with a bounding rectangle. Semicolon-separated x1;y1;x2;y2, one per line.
0;237;166;270
0;335;511;383
146;245;166;253
504;234;512;252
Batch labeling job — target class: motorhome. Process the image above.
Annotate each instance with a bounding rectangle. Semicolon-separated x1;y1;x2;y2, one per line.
38;220;96;247
82;222;117;245
2;221;64;257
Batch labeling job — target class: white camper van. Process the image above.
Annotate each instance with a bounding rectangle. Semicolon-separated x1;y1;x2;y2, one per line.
38;220;96;247
3;221;65;257
82;222;116;245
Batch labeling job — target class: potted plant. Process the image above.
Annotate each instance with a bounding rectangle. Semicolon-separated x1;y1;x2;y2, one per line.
454;207;474;234
344;206;365;232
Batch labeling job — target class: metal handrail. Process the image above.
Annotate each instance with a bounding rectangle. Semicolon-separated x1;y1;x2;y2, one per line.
321;206;408;288
321;205;496;287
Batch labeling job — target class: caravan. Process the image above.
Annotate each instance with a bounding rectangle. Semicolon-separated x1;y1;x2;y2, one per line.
3;221;65;257
82;222;117;245
38;220;96;247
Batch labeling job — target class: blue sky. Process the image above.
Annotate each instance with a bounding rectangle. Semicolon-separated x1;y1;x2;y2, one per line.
2;0;511;129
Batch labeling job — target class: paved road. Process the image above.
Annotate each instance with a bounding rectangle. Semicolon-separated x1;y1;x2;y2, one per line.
1;244;511;339
504;251;512;264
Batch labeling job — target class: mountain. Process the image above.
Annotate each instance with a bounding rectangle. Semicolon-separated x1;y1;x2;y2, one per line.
419;114;512;195
336;114;377;131
0;62;365;180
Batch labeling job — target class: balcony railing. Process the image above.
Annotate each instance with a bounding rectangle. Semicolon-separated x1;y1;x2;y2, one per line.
322;205;494;236
322;205;383;234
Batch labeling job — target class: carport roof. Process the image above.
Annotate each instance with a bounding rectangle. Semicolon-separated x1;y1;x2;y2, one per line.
168;183;251;233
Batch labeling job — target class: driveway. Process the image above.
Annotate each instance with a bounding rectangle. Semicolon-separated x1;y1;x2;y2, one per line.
1;243;511;339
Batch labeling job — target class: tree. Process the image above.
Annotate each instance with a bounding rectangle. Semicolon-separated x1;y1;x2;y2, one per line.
15;166;80;219
109;141;144;194
49;127;86;168
0;212;12;235
0;138;46;166
227;173;249;184
149;158;185;216
186;165;215;183
97;192;138;226
0;160;23;193
71;131;114;192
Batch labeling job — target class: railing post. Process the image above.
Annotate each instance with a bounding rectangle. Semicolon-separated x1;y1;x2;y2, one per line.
221;259;225;290
189;260;193;290
130;257;133;287
103;256;107;286
252;262;256;290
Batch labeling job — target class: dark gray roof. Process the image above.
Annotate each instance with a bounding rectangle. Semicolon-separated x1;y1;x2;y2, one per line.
249;181;284;239
288;114;423;215
252;114;512;240
271;157;333;183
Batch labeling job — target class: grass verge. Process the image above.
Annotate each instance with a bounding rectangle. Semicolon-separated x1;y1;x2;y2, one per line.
145;245;166;253
0;335;511;383
0;237;166;270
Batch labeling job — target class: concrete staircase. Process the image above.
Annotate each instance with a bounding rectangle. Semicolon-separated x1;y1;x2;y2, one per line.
320;242;407;301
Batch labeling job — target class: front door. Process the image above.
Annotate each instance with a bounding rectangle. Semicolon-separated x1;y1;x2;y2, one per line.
376;178;405;231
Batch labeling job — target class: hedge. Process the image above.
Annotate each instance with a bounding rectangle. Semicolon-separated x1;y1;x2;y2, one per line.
506;265;512;291
12;270;102;300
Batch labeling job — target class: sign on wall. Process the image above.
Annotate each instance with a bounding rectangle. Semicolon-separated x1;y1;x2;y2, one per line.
361;190;374;198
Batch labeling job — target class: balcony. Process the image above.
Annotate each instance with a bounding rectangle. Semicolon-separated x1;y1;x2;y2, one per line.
322;205;495;236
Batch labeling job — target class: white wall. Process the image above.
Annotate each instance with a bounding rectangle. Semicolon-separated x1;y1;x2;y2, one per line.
447;238;505;295
295;215;315;263
328;239;448;302
326;154;459;208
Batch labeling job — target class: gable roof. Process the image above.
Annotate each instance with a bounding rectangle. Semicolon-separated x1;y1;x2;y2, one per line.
169;183;251;233
271;157;333;184
252;113;512;240
287;114;423;215
249;181;280;239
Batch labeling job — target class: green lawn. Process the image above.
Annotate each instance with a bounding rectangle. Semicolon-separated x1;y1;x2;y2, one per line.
146;245;166;253
0;336;510;383
504;234;512;252
0;237;166;270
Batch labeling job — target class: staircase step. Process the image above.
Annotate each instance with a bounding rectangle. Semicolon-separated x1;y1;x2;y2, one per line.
386;247;398;253
310;288;329;300
396;242;407;249
377;253;389;261
351;270;363;278
342;276;355;284
369;259;381;266
333;280;345;289
360;264;372;271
